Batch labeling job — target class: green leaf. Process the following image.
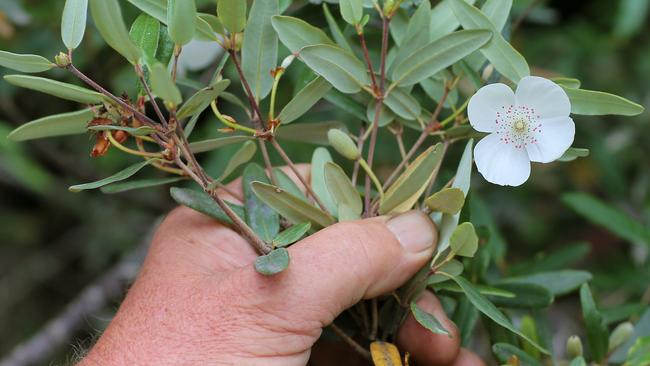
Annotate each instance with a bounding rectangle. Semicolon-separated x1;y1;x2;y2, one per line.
272;222;311;248
87;125;156;136
367;100;396;127
170;187;245;224
3;75;105;104
0;50;54;73
449;0;529;83
300;44;369;94
425;187;465;214
189;135;253;154
410;301;450;336
390;0;431;72
569;357;587;366
325;90;367;121
218;0;247;33
177;79;230;120
340;0;364;25
130;14;161;64
251;181;335;228
243;0;279;101
276;121;346;145
255;248;290;275
150;62;182;105
563;192;650;246
437;139;473;252
89;0;142;64
627;336;650;366
480;0;512;32
392;30;492;87
453;296;479;347
272;168;307;202
271;15;334;53
127;0;219;42
8;109;94;141
500;270;592;297
380;144;444;214
311;147;338;215
323;3;353;52
433;282;516;298
61;0;88;50
561;87;645;116
243;163;279;242
558;147;590;162
580;283;609;362
611;309;650;363
552;77;581;89
324;162;362;220
384;87;421;120
427;259;464;284
278;76;332;124
100;177;185;194
492;343;542;366
156;24;175;65
218;140;257;182
449;275;549;355
489;283;553;309
197;13;225;38
69;160;157;192
450;222;478;257
508;242;590;275
429;0;478;41
167;0;196;45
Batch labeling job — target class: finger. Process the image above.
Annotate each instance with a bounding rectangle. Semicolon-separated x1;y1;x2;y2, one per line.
451;349;486;366
216;163;311;204
235;210;438;325
397;291;460;366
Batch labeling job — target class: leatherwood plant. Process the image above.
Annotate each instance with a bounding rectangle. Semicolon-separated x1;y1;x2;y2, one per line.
0;0;646;364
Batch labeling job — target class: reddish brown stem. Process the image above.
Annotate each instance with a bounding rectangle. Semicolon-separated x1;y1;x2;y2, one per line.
229;49;264;131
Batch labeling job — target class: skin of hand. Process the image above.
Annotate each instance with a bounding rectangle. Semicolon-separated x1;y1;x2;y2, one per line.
79;165;485;366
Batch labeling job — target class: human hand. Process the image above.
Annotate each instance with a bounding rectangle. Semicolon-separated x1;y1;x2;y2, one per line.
80;165;484;366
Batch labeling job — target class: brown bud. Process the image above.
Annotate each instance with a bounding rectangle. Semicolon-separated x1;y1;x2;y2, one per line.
113;130;128;144
91;132;111;157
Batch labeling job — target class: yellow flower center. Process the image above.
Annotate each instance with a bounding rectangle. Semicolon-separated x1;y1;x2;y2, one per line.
514;119;526;131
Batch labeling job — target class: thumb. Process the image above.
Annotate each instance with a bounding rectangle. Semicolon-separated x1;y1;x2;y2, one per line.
238;210;437;325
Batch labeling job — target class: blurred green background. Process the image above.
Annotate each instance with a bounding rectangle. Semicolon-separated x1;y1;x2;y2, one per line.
0;0;648;364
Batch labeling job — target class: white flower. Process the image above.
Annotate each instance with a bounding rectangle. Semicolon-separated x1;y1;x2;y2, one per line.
468;76;575;186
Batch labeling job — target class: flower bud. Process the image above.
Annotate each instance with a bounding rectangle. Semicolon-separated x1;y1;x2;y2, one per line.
327;129;360;160
54;52;71;67
566;335;583;359
280;55;295;70
609;322;634;351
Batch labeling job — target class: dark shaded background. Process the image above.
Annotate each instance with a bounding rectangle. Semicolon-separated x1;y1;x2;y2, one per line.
0;0;648;364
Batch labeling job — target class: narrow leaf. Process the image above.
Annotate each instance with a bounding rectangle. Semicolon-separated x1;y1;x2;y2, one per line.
242;0;279;100
69;160;157;192
61;0;88;50
324;162;362;219
189;135;253;154
558;147;590;162
101;177;185;194
251;182;335;228
580;283;609;362
8;109;94;141
0;50;53;73
4;75;105;104
300;44;369;94
311;147;338;215
167;0;196;45
380;144;444;215
501;270;593;297
87;125;156;136
323;3;353;52
272;222;311;248
150;62;182;105
489;283;554;309
89;0;142;64
392;29;492;87
384;87;422;120
271;15;334;53
170;186;245;224
449;275;550;355
561;87;645;116
276;121;346;145
410;301;450;336
218;141;257;182
177;79;230;120
272;168;307;202
243;163;279;242
127;0;219;41
278;76;332;124
492;343;543;366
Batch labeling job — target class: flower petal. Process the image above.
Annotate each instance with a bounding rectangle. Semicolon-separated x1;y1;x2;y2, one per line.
515;76;570;119
474;133;531;186
526;116;575;163
468;83;516;133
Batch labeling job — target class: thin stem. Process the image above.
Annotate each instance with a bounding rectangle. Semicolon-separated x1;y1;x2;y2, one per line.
258;139;278;185
135;64;169;129
269;68;284;121
358;29;379;93
358;158;384;200
229;49;264;130
106;132;163;159
370;298;378;340
351;125;366;186
172;45;181;82
210;101;258;135
269;138;333;216
329;323;371;361
439;99;469;127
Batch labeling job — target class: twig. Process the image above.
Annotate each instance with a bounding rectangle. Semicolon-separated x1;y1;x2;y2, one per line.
228;49;264;130
0;236;151;366
135;64;169;129
329;323;371;361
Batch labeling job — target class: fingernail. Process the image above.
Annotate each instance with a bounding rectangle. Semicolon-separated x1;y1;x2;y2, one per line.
386;211;437;253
